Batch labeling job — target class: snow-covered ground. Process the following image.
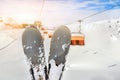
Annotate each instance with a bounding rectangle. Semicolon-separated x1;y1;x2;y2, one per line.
0;20;120;80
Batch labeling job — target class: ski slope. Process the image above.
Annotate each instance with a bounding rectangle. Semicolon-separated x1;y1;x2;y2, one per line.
63;20;120;80
0;20;120;80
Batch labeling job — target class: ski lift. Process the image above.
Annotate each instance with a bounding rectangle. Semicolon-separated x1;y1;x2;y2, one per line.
43;30;48;34
48;33;53;38
71;20;85;45
71;33;85;45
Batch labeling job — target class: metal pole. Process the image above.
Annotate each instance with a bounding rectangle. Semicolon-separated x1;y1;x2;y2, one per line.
78;20;82;33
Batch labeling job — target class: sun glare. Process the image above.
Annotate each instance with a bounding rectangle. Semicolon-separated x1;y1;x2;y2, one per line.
12;14;38;24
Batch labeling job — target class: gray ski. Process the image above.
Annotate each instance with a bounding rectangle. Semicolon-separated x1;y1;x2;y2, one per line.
22;26;48;80
48;25;71;80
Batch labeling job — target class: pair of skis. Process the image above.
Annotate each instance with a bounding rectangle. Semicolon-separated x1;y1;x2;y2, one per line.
22;26;71;80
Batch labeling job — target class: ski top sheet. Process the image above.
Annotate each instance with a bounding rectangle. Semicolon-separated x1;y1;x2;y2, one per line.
48;25;71;80
22;26;48;80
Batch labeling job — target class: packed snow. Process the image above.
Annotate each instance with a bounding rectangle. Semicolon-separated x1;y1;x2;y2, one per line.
0;19;120;80
49;59;64;80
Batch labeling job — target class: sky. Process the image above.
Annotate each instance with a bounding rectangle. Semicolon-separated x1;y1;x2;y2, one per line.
0;0;120;27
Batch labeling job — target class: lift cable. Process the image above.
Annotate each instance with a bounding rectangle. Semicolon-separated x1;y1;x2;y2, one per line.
40;0;45;17
76;4;120;33
81;4;120;21
65;4;120;30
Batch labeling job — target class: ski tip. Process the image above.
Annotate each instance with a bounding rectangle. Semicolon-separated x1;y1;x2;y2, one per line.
55;25;71;34
49;25;71;66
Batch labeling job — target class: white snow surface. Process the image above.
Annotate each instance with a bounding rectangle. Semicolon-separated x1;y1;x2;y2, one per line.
0;32;13;49
49;59;64;80
0;20;120;80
